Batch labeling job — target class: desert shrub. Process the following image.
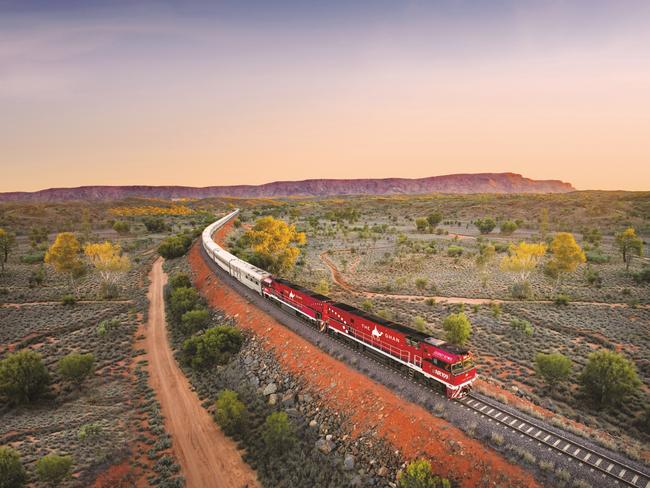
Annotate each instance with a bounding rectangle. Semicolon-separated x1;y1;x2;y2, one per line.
169;287;201;320
361;299;374;312
100;282;120;299
143;217;170;233
169;272;193;290
447;245;463;257
585;251;609;264
510;281;531;299
36;454;73;486
61;294;76;306
112;221;130;234
585;268;602;287
21;251;45;264
424;298;436;307
0;350;50;405
97;318;120;337
554;294;570;306
474;218;496;234
78;422;103;442
500;220;518;235
580;350;640;407
214;389;248;435
314;279;329;295
490;432;504;446
412;316;426;332
182;325;244;369
0;446;26;488
158;234;192;259
535;352;572;386
58;352;95;386
490;302;501;317
442;312;472;345
398;458;450;488
28;266;46;287
510;318;533;336
181;308;210;334
633;267;650;283
262;411;295;452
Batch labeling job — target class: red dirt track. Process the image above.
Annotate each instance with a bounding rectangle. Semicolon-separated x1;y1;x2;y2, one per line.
187;221;541;488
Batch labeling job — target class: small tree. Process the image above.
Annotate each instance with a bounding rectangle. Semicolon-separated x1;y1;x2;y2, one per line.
499;220;518;236
0;350;50;405
535;352;571;386
169;287;201;320
615;227;643;271
181;308;210;333
0;446;27;488
427;212;443;228
29;227;49;249
500;241;547;284
412;316;426;332
547;233;586;283
112;221;130;235
475;243;496;288
169;272;192;290
398;458;450;488
415;218;429;232
442;312;472;345
0;228;16;272
262;411;295;452
45;233;84;291
182;325;244;369
361;299;373;312
214;389;248;435
580;350;640;407
36;454;73;486
415;278;428;291
474;218;496;235
58;353;94;387
84;242;131;287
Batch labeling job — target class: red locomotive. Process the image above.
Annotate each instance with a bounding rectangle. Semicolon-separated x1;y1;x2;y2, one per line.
263;277;476;399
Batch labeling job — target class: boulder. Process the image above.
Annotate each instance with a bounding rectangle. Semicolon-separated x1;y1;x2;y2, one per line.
263;383;277;396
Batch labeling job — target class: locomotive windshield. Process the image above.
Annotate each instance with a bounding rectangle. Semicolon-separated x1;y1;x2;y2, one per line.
451;357;475;375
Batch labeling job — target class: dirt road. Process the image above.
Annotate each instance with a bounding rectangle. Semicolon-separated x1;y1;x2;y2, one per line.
144;257;260;488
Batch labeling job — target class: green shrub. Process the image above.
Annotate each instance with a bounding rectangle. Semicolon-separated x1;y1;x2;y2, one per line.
500;220;518;236
97;318;120;337
447;245;463;257
169;287;201;320
554;294;570;306
442;312;472;345
61;294;76;306
633;267;650;283
169;273;192;290
0;446;26;488
510;318;533;336
585;251;609;264
510;281;531;299
412;316;426;332
78;423;103;442
36;454;73;486
58;353;95;387
158;234;192;259
262;411;295;452
474;218;496;234
28;266;46;287
21;251;45;264
143;217;171;233
580;350;640;407
534;352;572;386
100;282;120;300
214;390;248;435
181;308;210;334
182;326;244;369
0;350;50;405
112;221;130;234
361;299;374;312
398;458;450;488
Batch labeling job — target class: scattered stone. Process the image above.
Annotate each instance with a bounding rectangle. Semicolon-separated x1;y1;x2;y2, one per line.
343;454;355;471
268;393;278;405
377;466;389;477
281;392;295;407
263;383;277;396
309;420;318;429
315;438;336;454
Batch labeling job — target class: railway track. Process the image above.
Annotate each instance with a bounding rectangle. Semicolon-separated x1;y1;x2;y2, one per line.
199;243;650;488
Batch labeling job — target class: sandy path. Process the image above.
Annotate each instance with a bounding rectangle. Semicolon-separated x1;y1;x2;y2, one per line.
144;257;260;488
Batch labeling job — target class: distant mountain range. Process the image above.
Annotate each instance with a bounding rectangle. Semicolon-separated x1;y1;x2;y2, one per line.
0;173;574;202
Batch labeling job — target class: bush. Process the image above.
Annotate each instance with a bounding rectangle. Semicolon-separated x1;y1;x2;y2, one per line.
0;350;50;405
0;446;26;488
500;220;518;236
112;221;130;235
28;266;45;288
262;411;295;452
585;250;609;264
412;316;426;332
633;267;650;283
169;272;192;290
447;245;463;257
58;353;95;386
442;312;472;345
169;287;201;320
314;279;330;296
143;217;170;233
554;294;570;306
78;422;103;442
100;282;120;300
510;318;533;336
361;299;373;312
510;281;531;299
580;350;640;407
585;268;602;287
214;389;248;435
97;318;120;337
535;352;572;386
398;458;450;488
182;326;244;369
21;251;45;264
474;218;496;234
158;234;192;259
61;294;76;306
36;454;73;486
181;309;210;334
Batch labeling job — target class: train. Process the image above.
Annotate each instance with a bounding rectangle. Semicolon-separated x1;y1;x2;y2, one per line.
201;209;477;399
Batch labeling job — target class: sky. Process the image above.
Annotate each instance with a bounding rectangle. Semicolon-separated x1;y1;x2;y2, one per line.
1;0;649;192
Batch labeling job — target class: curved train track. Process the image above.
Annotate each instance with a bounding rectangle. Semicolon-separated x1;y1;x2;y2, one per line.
202;212;650;488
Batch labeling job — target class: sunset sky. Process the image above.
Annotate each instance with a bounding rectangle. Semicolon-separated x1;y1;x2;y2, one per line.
1;1;649;192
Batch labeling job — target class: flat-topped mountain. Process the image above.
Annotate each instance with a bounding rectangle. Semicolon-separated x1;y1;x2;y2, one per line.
0;173;574;202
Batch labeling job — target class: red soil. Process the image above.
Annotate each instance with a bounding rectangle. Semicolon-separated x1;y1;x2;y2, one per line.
187;222;541;488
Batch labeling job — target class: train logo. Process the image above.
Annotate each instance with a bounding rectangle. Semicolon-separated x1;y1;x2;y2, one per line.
289;291;295;299
371;326;383;339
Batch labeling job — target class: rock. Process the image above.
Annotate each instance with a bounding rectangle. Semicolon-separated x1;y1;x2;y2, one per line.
249;376;259;388
263;383;277;396
309;420;318;429
325;434;333;441
377;466;389;477
244;355;253;365
268;393;278;405
343;454;355;471
350;475;363;486
315;438;336;454
285;408;300;418
281;392;295;407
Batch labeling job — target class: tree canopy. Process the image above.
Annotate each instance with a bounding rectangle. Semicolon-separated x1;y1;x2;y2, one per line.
36;454;73;486
214;389;248;435
58;353;95;387
442;312;472;345
615;227;643;271
0;350;50;405
262;411;295;452
474;218;496;234
580;350;640;407
239;216;306;274
500;241;547;282
182;325;244;369
547;232;586;279
45;233;82;276
535;352;572;386
84;241;131;285
499;220;518;236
